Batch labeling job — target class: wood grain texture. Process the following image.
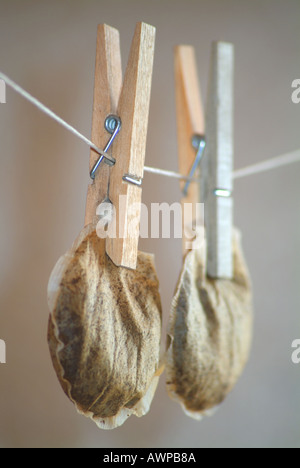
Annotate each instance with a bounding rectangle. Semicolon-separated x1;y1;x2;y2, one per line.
84;25;122;228
166;229;253;418
201;42;234;279
47;224;162;430
106;22;156;270
174;46;205;254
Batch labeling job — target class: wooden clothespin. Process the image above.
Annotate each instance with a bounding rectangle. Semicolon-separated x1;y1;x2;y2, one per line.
85;22;156;270
174;45;205;254
175;42;234;279
201;42;234;279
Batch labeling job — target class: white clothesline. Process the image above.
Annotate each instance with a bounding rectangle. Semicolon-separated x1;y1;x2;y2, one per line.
1;71;299;183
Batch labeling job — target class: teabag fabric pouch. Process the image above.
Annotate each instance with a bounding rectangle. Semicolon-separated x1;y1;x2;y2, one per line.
47;224;162;430
166;228;253;419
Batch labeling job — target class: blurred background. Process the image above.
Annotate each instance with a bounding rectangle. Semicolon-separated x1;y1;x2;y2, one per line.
0;0;299;448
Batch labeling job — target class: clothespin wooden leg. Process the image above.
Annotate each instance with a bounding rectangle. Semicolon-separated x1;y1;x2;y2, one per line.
85;24;122;228
201;41;234;279
106;22;156;270
174;45;205;255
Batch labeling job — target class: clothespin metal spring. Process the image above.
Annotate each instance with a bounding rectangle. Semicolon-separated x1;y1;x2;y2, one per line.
90;115;121;179
214;188;232;198
89;114;143;188
122;174;143;187
182;135;206;197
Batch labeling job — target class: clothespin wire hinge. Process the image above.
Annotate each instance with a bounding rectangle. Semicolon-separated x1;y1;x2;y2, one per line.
90;115;122;179
122;174;143;187
213;188;232;198
182;134;206;197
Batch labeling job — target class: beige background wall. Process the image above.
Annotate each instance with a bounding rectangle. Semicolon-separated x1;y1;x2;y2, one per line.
0;0;299;448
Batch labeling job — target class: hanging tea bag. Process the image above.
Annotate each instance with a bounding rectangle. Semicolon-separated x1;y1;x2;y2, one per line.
166;230;253;419
48;224;162;430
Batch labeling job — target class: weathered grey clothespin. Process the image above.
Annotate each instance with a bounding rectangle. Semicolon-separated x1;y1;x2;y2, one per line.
201;41;234;279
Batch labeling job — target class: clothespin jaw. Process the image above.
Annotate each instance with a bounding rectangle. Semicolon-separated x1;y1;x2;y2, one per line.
106;22;156;270
85;24;122;228
201;41;234;279
174;45;205;254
